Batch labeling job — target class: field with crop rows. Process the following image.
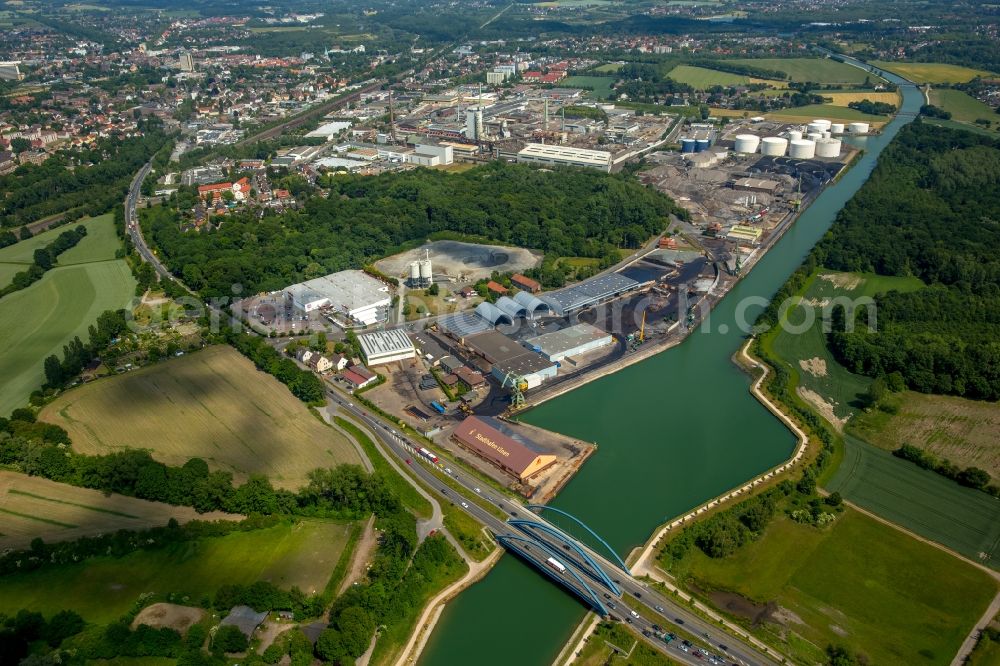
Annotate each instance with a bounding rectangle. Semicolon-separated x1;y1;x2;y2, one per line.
40;345;362;488
0;518;352;623
0;214;135;416
870;61;995;84
0;471;239;550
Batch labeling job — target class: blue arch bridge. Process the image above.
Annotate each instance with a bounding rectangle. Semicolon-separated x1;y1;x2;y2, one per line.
494;504;631;617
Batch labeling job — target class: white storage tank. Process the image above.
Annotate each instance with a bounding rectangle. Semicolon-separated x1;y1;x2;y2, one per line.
822;130;831;139
789;139;816;159
419;259;433;283
807;132;822;141
734;134;760;154
760;136;788;156
848;122;870;134
812;119;832;130
788;130;803;141
830;123;845;135
815;138;842;158
409;262;420;283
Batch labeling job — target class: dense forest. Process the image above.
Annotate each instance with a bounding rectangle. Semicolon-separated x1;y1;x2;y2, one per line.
147;162;683;296
814;121;1000;399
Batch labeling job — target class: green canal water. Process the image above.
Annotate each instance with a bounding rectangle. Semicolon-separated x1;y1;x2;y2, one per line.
420;68;923;666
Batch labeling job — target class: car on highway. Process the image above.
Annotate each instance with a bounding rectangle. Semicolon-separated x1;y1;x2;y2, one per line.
674;618;685;625
655;605;665;612
461;502;468;508
474;487;481;493
406;459;411;465
630;610;640;619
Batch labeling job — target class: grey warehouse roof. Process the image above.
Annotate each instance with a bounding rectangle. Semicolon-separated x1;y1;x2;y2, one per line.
359;329;414;358
526;322;612;357
495;296;527;319
513;291;549;314
475;301;513;326
541;273;640;314
439;311;492;338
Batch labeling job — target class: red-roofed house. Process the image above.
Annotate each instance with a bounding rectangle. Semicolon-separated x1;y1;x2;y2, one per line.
522;71;543;81
511;274;540;293
198;182;233;200
540;72;566;84
486;280;508;296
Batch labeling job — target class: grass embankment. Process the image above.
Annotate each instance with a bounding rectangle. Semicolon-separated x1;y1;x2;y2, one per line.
573;621;672;666
0;214;135;416
367;536;468;666
40;346;361;489
870;61;995;84
0;518;353;623
761;268;1000;566
334;416;497;561
668;508;998;665
333;417;432;519
0;470;238;550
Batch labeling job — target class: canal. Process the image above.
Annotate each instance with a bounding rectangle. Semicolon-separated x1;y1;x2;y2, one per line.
420;64;923;666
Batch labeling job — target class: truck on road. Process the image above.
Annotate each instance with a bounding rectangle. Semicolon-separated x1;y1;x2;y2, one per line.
546;557;567;574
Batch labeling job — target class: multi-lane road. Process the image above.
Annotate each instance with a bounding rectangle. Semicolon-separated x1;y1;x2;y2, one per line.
323;388;779;666
125;161;172;282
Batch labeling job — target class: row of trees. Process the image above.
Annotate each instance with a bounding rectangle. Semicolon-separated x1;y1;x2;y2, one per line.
0;224;87;298
0;513;281;577
43;308;129;388
224;330;326;404
893;444;997;496
147;162;683;297
847;99;897;115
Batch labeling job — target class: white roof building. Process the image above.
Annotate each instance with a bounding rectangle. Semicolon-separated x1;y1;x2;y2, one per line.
285;270;391;326
358;329;416;366
516;143;612;171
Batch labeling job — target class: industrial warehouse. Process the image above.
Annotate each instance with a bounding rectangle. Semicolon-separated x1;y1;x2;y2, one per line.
465;330;557;389
283;270;391;326
359;329;416;366
526;323;614;363
451;416;556;483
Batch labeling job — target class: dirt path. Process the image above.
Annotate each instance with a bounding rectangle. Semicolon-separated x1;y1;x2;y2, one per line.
394;547;503;666
338;515;379;596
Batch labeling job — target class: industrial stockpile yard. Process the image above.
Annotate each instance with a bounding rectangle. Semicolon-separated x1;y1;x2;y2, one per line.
375;239;542;283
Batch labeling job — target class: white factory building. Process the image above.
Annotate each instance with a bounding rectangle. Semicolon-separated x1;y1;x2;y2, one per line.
285;270;391;326
358;329;416;366
407;143;454;167
516;143;612;172
525;323;614;363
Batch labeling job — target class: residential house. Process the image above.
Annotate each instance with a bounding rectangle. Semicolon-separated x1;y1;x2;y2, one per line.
486;280;508;296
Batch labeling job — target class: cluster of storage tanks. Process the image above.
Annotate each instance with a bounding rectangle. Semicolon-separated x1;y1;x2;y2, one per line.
680;137;713;153
408;259;433;287
730;118;869;160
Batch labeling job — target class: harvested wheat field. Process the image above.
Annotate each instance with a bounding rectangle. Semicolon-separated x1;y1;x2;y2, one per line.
824;91;902;107
132;603;205;634
0;471;239;550
39;345;362;489
851;391;1000;480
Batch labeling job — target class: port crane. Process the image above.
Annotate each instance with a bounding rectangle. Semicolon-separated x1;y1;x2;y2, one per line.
501;371;528;410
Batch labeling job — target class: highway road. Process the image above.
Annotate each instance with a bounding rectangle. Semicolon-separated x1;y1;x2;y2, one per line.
323;387;779;666
125;161;173;282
